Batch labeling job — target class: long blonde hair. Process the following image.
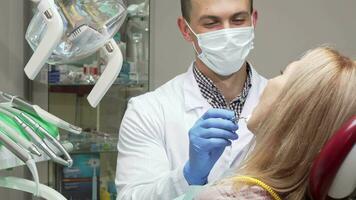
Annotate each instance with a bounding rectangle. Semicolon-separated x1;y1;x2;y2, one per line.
235;47;356;199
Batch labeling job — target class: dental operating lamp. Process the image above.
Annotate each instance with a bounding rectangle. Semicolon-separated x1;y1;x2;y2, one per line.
25;0;127;107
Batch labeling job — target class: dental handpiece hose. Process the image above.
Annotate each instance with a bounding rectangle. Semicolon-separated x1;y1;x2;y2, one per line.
0;119;41;156
14;117;71;167
20;113;73;166
0;130;40;196
0;91;82;134
0;105;73;166
0;129;33;162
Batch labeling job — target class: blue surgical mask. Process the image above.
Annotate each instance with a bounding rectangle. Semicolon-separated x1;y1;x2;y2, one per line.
186;21;255;76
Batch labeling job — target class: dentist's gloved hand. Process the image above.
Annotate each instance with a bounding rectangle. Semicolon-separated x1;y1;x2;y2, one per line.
183;109;239;185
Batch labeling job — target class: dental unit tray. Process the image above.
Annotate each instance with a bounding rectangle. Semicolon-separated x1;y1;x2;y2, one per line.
25;0;127;107
0;91;82;134
0;104;74;167
0;91;80;168
0;139;73;170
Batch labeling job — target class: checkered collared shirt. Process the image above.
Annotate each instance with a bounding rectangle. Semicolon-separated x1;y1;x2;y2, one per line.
193;63;252;119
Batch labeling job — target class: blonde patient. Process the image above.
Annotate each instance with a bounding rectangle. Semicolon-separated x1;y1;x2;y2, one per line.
195;47;356;200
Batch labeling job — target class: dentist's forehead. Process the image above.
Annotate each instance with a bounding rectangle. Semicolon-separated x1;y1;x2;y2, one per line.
190;0;251;16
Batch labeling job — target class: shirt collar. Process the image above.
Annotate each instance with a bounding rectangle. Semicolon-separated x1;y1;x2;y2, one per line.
193;63;252;108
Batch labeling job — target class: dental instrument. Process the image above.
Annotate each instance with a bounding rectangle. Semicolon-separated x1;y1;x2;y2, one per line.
25;0;127;107
20;112;73;166
0;119;41;156
231;115;250;125
0;129;33;163
0;91;82;134
0;129;40;196
50;140;74;156
0;105;73;166
14;117;71;167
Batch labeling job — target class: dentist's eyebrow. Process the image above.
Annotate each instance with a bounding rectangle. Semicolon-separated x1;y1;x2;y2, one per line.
198;15;220;23
231;11;250;19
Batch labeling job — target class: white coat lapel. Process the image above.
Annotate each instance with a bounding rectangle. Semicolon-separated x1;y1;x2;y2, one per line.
183;63;211;113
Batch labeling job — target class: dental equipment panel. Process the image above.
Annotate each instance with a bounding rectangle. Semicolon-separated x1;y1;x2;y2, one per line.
25;0;127;107
0;104;74;167
0;94;76;199
0;91;78;167
14;116;72;166
20;112;73;166
0;91;82;134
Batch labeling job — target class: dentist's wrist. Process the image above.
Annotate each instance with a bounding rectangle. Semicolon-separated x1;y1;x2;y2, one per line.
183;162;208;185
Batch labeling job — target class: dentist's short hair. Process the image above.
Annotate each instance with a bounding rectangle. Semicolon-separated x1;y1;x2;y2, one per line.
181;0;254;22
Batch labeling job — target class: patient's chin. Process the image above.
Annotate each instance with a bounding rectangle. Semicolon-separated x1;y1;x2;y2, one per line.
247;118;256;133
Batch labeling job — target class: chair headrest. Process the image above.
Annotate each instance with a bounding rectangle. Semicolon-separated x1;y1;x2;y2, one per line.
309;116;356;200
328;145;356;198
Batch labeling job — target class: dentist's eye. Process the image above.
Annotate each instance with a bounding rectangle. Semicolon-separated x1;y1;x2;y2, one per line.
204;22;218;28
232;18;245;25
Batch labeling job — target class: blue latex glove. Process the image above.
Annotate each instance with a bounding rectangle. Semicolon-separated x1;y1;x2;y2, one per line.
183;109;239;185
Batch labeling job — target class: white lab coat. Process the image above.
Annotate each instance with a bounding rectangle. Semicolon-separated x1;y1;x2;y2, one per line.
115;63;267;200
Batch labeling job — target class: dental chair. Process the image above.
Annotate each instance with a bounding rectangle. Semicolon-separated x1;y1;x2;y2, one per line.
309;116;356;200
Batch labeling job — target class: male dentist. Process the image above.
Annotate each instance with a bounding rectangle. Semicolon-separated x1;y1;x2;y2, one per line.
115;0;267;199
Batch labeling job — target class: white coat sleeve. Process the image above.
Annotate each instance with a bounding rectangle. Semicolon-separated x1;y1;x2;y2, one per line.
115;97;189;200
